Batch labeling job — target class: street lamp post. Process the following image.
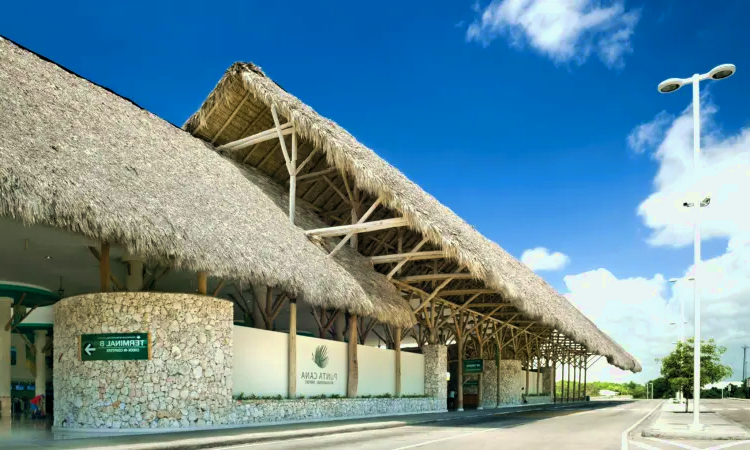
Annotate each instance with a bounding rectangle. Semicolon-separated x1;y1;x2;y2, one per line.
670;276;693;404
658;63;737;430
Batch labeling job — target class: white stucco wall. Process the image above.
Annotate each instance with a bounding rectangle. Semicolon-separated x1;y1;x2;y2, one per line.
358;345;395;396
233;326;288;397
401;352;425;395
297;335;347;397
233;327;425;398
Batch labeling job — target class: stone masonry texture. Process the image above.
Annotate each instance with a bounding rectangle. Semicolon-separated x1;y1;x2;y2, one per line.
481;359;497;408
497;359;522;405
423;344;447;406
54;292;233;429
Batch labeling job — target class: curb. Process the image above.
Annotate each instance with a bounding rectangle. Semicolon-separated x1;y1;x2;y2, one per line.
71;403;595;450
641;429;750;441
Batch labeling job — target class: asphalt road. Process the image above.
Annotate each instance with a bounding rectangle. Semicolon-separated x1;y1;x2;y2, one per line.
214;401;664;450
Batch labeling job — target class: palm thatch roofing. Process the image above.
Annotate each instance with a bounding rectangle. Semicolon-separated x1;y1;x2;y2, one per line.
0;37;413;327
183;62;641;372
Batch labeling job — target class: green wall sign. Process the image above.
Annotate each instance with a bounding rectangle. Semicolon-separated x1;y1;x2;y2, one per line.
80;332;150;361
463;379;479;387
463;359;483;374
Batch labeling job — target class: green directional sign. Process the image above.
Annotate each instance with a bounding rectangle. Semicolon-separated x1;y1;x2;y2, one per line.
463;379;479;387
80;332;150;361
463;359;483;374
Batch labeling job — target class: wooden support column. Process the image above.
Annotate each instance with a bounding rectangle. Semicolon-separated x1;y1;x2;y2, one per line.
289;130;297;223
525;360;530;398
583;360;588;401
197;271;208;295
347;314;358;397
566;361;571;403
456;335;465;411
577;357;583;401
536;349;541;395
99;243;110;293
288;297;297;398
477;337;484;410
496;335;502;408
394;327;402;397
572;360;577;402
560;361;565;403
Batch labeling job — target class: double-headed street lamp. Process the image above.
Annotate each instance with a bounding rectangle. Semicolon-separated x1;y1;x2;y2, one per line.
658;63;737;430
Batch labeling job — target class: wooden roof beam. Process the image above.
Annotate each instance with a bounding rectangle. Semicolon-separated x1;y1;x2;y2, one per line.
305;217;407;238
396;272;474;283
369;250;445;265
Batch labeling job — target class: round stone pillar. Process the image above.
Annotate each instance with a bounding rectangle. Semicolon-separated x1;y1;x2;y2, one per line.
0;297;11;418
53;292;233;430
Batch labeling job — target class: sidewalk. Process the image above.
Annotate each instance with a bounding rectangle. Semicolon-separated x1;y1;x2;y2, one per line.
6;401;594;450
641;401;750;440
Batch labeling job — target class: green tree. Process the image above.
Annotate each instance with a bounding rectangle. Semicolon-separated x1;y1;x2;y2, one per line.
659;338;733;412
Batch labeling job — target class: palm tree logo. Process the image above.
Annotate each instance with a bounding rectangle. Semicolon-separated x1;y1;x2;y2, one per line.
312;345;329;369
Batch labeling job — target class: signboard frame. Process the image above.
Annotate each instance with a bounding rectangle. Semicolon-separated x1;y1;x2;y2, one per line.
463;358;484;374
79;332;151;361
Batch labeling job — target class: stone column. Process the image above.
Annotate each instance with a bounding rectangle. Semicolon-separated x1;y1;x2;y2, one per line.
0;297;11;418
481;359;498;408
423;344;447;409
497;360;522;405
542;366;553;395
35;330;48;397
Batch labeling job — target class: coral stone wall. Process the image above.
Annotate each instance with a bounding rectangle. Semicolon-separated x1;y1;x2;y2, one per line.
541;367;553;395
229;398;443;424
497;360;522;405
481;360;498;408
54;292;233;429
423;345;447;407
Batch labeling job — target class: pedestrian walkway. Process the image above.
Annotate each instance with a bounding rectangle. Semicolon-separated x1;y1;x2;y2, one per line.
4;401;597;450
642;401;750;440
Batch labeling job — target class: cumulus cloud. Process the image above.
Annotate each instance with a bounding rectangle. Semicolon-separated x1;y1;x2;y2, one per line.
567;100;750;383
465;0;640;68
636;101;750;248
564;269;674;382
521;247;570;271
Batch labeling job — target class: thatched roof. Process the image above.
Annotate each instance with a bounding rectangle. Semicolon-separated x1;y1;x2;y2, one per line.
183;62;640;372
0;37;413;327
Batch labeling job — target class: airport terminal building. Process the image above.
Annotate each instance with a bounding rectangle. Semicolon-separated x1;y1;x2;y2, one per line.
0;36;640;434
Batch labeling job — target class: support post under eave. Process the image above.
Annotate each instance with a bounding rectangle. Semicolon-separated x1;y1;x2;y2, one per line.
288;297;297;398
583;363;588;401
394;327;402;397
560;362;565;403
577;357;583;401
197;271;208;295
572;361;577;402
347;314;359;398
99;243;110;293
456;335;464;412
536;350;541;395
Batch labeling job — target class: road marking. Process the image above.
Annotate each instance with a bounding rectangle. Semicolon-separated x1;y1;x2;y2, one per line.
622;401;666;450
390;427;500;449
646;437;700;450
706;441;750;449
629;441;662;450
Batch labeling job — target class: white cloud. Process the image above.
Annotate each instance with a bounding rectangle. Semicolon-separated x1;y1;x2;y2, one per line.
564;269;674;382
465;0;640;68
521;247;570;271
628;111;673;154
566;100;750;383
636;100;750;248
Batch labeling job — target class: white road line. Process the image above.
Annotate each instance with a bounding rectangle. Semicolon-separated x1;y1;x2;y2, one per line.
622;401;666;450
707;440;750;449
629;441;663;450
646;437;700;450
390;427;500;449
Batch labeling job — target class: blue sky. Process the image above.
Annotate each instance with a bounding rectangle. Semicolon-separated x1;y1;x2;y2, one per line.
3;0;750;381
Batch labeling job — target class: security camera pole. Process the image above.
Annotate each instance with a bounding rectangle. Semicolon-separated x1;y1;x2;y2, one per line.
658;63;736;430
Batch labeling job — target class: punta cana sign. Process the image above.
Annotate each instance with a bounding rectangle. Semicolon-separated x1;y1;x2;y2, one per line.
80;332;151;361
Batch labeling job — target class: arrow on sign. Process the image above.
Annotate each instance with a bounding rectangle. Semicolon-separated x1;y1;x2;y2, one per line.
84;343;95;356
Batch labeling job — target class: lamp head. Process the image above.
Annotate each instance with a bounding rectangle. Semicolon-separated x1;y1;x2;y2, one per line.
658;78;684;94
709;64;736;80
